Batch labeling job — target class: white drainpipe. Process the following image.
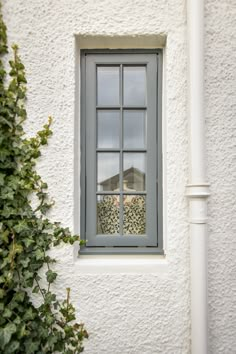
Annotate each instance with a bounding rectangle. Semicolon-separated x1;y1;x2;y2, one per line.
186;0;210;353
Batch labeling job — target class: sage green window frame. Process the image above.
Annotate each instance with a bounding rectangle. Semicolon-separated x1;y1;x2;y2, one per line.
80;49;163;255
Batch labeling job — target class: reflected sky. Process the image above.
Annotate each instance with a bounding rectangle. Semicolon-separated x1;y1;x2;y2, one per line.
97;110;120;148
123;110;146;148
97;66;146;107
97;67;120;106
123;66;146;106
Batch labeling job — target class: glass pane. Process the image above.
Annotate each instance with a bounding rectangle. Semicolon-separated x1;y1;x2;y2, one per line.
97;66;119;106
123;110;146;148
97;195;120;234
97;153;120;191
123;195;146;234
123;153;146;191
97;110;120;148
123;66;146;106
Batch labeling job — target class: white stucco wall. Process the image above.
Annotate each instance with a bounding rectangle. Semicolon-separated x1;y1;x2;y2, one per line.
205;1;236;353
2;0;236;353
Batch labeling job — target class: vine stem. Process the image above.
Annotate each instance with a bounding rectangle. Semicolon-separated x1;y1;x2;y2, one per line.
16;269;22;289
10;229;15;270
66;288;70;323
34;277;45;300
44;250;51;293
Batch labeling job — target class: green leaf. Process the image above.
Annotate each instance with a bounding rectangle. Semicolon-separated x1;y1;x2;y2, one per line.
0;323;17;348
1;230;9;243
0;116;13;129
15;62;24;70
32;285;40;294
35;249;44;260
3;308;12;318
13;291;25;303
45;292;56;305
17;323;26;339
19;258;30;267
14;221;29;233
14;243;23;255
17;73;27;83
46;269;57;283
4;340;20;354
0;173;6;185
23;308;35;321
22;238;35;248
24;339;40;354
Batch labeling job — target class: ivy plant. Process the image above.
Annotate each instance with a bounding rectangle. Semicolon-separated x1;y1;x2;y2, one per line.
0;5;88;353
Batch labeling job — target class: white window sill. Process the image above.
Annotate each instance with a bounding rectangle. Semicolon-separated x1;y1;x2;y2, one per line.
75;254;168;274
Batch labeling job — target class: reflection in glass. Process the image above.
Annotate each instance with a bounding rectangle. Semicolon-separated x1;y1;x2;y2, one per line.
97;111;120;148
97;153;120;191
97;195;119;234
123;195;146;234
123;66;146;106
123;110;146;148
97;66;120;106
123;153;146;191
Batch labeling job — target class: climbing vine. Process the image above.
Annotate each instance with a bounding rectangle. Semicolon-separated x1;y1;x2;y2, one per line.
0;5;88;353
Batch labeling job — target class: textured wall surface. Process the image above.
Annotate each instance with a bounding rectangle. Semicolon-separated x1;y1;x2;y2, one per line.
205;0;236;353
2;0;235;353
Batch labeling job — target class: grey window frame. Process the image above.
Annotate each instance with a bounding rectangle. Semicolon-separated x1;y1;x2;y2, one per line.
80;49;163;255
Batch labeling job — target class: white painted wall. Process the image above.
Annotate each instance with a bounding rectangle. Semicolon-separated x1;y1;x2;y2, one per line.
205;1;236;353
2;0;236;353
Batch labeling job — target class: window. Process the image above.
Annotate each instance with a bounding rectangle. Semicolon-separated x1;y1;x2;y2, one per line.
80;50;163;254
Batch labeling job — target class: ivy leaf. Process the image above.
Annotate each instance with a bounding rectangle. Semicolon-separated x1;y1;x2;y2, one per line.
0;172;6;185
46;269;57;284
14;221;29;233
47;334;58;347
1;188;14;200
35;249;44;261
24;339;40;354
45;292;56;305
15;243;23;253
0;323;17;348
17;73;27;84
19;258;30;268
3;308;12;318
23;270;34;282
1;230;9;243
4;340;20;354
23;307;35;321
15;62;25;70
16;323;26;339
22;238;35;248
13;291;25;303
45;313;54;325
32;285;40;294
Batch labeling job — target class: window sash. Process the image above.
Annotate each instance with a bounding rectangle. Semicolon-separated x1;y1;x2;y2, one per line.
81;51;161;248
